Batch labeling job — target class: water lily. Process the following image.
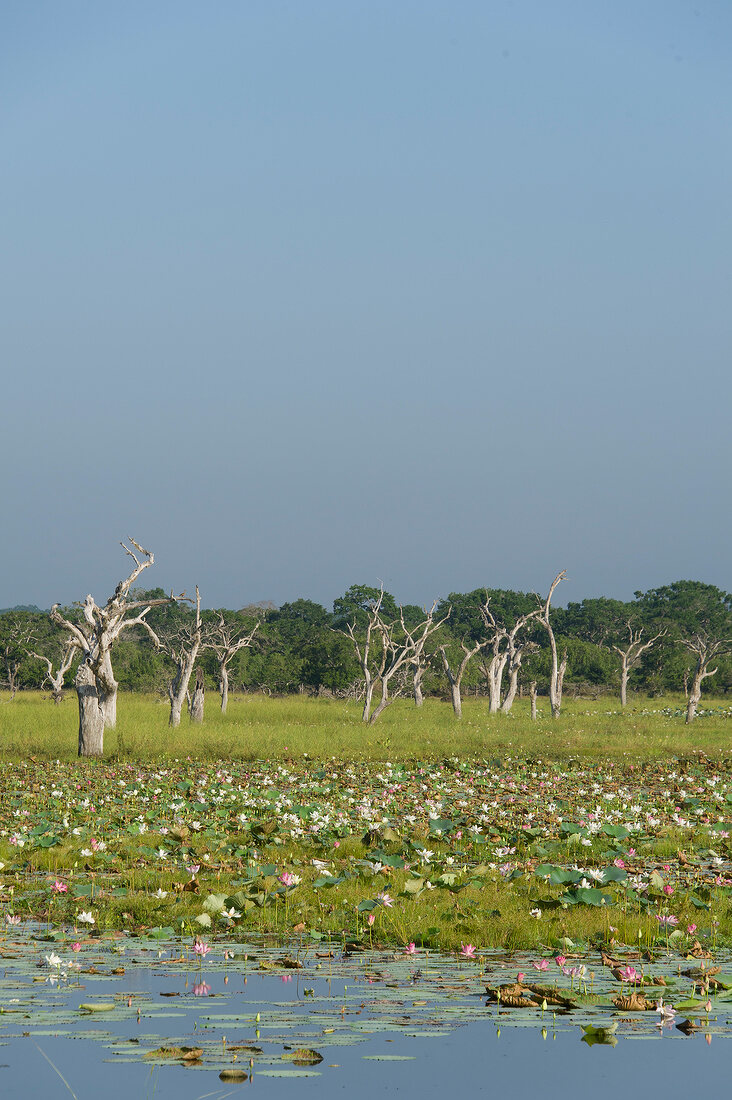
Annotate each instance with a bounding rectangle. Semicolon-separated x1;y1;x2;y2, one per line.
532;959;549;971
193;939;210;958
77;911;95;924
376;892;394;908
405;942;417;955
460;943;476;957
51;880;67;894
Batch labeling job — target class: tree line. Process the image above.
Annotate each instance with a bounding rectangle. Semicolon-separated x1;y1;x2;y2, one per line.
1;540;731;754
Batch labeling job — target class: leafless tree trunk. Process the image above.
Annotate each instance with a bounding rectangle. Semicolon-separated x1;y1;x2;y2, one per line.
681;632;732;723
207;614;259;714
439;640;484;719
1;618;34;699
190;666;205;723
220;665;230;714
479;598;541;714
412;662;426;706
165;586;203;728
75;660;104;756
51;539;179;756
501;639;539;714
30;643;76;704
529;681;538;720
368;602;450;725
540;571;566;719
612;624;667;707
341;589;386;723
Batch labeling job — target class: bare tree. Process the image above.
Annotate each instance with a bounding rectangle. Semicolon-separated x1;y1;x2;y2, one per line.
190;666;205;723
611;623;667;707
540;571;567;719
341;590;448;723
478;598;542;714
341;588;386;722
0;617;35;698
405;607;444;708
529;680;538;720
681;631;732;723
367;603;449;724
501;634;539;714
51;539;179;755
162;586;203;728
206;613;260;714
439;639;485;719
30;641;76;704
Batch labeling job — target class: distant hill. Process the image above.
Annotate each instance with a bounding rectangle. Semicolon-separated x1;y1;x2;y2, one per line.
0;605;47;614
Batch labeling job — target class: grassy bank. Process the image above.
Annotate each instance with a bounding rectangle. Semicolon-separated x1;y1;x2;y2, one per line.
1;691;731;762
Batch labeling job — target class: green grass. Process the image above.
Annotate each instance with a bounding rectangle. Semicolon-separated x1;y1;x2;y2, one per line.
2;690;732;952
1;690;731;762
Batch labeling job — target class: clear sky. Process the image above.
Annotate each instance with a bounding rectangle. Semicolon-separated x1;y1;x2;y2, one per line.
2;1;731;611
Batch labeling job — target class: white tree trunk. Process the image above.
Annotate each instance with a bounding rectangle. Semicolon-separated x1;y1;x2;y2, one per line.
529;681;538;720
190;667;205;723
369;681;390;724
686;665;708;724
486;654;507;713
450;681;462;719
220;666;229;714
169;693;185;728
76;661;104;757
362;675;375;722
413;664;425;707
98;649;118;728
620;659;629;708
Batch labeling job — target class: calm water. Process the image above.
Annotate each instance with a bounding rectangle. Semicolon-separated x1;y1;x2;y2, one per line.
0;937;727;1098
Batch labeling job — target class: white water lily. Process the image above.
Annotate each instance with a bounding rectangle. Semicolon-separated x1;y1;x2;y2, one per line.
45;952;63;968
77;911;95;924
154;888;168;899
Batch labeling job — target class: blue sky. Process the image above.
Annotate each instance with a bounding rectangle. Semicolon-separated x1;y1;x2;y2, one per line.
2;1;731;610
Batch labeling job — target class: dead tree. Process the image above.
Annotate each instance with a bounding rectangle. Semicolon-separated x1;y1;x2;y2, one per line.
341;591;448;723
540;571;567;719
51;539;179;756
342;588;386;722
163;586;203;727
30;642;76;704
190;666;205;723
529;680;538;720
368;603;449;724
439;639;485;718
0;617;35;698
502;636;539;714
612;623;667;707
206;614;260;714
681;632;732;723
405;607;451;708
478;598;542;714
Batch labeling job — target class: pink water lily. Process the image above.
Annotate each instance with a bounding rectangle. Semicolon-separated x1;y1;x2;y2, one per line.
405;942;417;955
532;959;549;971
460;943;476;957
